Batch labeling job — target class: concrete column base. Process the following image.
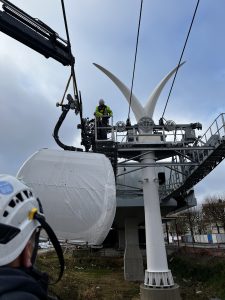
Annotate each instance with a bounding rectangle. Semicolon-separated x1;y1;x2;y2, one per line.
118;229;125;250
124;218;144;281
140;284;181;300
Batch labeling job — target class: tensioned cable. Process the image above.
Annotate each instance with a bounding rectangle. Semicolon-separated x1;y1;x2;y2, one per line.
161;0;200;119
60;74;72;105
127;0;144;122
61;0;79;103
60;0;71;50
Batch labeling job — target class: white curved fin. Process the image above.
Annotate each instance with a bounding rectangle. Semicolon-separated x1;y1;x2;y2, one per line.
144;62;185;117
94;62;185;121
93;63;145;121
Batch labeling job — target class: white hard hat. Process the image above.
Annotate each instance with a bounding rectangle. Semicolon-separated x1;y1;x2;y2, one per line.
0;174;41;266
99;99;105;105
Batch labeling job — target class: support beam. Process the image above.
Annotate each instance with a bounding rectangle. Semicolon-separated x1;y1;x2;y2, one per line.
140;152;181;299
141;152;174;287
124;218;144;281
118;229;125;250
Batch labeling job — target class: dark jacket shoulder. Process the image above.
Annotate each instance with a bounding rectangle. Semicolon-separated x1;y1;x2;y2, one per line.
0;267;49;300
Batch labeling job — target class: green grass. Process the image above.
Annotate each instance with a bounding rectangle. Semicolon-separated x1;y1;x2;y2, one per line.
169;251;225;300
37;253;140;300
36;249;225;300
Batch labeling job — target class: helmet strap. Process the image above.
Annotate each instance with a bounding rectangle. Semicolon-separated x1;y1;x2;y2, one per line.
34;212;65;284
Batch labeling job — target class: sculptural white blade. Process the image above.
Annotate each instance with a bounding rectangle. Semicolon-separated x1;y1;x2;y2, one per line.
145;62;185;117
93;63;145;121
94;62;185;122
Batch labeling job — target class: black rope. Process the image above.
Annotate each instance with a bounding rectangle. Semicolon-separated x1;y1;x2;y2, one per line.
127;0;144;122
162;0;200;119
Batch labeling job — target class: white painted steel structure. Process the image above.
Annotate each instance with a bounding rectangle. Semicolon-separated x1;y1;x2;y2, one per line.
94;63;183;287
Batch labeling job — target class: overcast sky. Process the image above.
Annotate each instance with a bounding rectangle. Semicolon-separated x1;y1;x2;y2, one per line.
0;0;225;203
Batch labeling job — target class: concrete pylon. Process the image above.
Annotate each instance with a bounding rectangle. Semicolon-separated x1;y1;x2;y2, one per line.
94;63;183;299
140;284;181;300
118;228;125;250
124;217;144;281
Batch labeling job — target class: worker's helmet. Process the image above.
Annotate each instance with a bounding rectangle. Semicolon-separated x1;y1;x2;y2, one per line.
0;174;42;266
99;99;105;105
0;174;64;281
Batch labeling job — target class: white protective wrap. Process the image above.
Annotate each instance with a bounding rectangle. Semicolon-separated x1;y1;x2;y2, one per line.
17;149;116;245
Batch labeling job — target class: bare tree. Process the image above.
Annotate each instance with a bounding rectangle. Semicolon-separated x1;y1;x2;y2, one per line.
194;209;207;235
177;208;202;243
174;217;188;236
184;209;197;243
202;196;225;233
168;216;188;243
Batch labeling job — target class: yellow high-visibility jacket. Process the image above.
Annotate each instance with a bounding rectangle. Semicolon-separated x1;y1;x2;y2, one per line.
95;104;112;118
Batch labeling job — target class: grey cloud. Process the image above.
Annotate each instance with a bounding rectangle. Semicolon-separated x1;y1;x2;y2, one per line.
0;0;225;201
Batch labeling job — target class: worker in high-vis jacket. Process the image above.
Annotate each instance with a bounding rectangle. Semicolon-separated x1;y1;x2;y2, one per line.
95;99;113;140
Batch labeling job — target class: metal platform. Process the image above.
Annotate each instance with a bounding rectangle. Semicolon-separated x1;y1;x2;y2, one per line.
93;114;225;207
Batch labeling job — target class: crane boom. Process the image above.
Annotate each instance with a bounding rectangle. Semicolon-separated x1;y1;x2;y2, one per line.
0;0;74;66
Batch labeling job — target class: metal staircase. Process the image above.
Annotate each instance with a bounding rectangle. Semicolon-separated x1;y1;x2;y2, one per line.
161;113;225;201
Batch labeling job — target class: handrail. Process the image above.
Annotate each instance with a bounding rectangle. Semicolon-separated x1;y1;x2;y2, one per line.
94;116;114;142
199;113;225;145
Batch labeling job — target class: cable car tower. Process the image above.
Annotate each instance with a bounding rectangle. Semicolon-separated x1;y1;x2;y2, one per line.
1;0;225;299
78;63;225;299
71;4;224;296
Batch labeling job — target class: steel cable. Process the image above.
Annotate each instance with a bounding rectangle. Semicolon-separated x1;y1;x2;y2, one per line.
162;0;200;119
127;0;144;122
